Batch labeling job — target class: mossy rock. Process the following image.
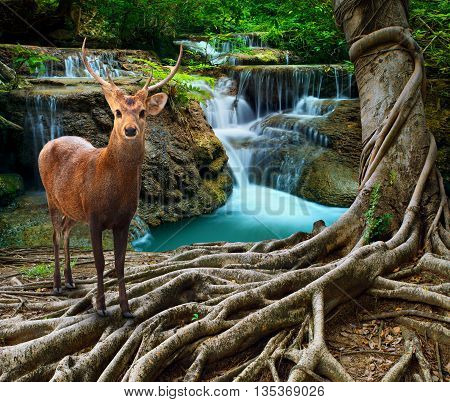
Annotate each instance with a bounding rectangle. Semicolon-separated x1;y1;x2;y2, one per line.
0;192;115;249
297;152;358;207
231;48;287;65
0;173;24;207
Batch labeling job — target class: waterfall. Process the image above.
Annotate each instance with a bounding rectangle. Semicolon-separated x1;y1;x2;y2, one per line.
232;66;354;117
39;52;135;78
175;34;268;66
199;66;354;193
133;65;348;251
199;66;355;196
175;40;229;65
24;95;63;186
130;215;151;240
199;78;255;187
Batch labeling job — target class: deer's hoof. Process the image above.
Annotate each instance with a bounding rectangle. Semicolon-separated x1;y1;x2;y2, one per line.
122;311;135;319
53;287;62;294
65;282;76;290
97;309;109;317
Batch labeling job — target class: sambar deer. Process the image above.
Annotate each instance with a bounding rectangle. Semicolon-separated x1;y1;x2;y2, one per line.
39;39;183;318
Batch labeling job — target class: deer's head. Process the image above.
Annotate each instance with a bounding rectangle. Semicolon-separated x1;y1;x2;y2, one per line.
81;39;182;139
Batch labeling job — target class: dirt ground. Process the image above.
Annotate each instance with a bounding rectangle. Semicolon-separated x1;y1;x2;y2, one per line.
0;247;448;382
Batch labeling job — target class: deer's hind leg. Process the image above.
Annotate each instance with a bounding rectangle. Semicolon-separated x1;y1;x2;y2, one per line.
48;200;63;294
62;216;77;289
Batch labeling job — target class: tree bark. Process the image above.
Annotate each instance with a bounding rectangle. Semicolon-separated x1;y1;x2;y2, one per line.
335;0;438;229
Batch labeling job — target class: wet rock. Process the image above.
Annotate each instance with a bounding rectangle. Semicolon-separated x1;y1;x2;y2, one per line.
0;44;156;77
297;151;358;207
249;99;361;207
230;48;288;65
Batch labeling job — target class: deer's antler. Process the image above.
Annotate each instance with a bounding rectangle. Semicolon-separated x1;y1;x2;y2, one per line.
81;38;117;89
143;44;183;92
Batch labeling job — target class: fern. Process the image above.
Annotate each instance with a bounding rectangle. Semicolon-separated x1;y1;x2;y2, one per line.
130;58;214;107
12;45;59;75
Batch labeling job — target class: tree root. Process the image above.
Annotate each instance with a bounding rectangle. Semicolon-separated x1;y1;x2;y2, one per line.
368;277;450;309
360;309;450;324
394;317;450;345
1;210;446;382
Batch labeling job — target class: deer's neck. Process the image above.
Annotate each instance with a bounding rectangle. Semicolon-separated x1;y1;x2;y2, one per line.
104;129;145;168
100;129;145;190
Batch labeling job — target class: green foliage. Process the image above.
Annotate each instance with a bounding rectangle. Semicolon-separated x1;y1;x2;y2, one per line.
410;0;450;77
12;45;59;75
342;60;355;74
363;183;393;244
21;263;54;278
191;313;199;321
72;0;346;64
20;258;77;278
28;0;449;73
131;58;214;107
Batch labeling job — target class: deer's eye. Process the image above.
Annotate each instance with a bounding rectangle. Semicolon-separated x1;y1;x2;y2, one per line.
116;110;122;118
139;110;145;119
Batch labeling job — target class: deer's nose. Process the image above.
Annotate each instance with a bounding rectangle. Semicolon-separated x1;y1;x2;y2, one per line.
125;126;137;137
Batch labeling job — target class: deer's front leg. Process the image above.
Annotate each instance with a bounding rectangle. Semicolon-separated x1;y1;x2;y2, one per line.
90;221;107;317
113;224;133;319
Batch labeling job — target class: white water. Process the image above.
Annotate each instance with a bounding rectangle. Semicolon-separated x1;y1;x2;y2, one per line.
24;95;63;186
39;52;135;78
175;34;268;65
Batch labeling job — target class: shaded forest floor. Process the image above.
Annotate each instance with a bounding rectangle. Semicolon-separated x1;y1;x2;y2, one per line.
0;246;448;382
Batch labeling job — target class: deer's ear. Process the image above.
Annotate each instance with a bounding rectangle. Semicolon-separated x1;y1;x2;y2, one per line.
146;93;168;116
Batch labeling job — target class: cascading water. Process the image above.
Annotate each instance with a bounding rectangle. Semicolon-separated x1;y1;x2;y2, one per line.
232;66;354;117
229;66;355;193
24;95;63;186
38;52;135;78
175;34;269;66
133;66;351;252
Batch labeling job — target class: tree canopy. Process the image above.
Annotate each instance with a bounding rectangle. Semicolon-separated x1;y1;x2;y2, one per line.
3;0;445;74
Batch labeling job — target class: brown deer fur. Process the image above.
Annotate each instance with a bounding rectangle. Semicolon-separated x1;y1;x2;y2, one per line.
38;40;182;318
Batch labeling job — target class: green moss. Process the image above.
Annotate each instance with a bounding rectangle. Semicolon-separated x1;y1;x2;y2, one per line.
232;48;285;65
207;154;228;175
0;173;24;207
0;192;116;249
202;173;233;205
